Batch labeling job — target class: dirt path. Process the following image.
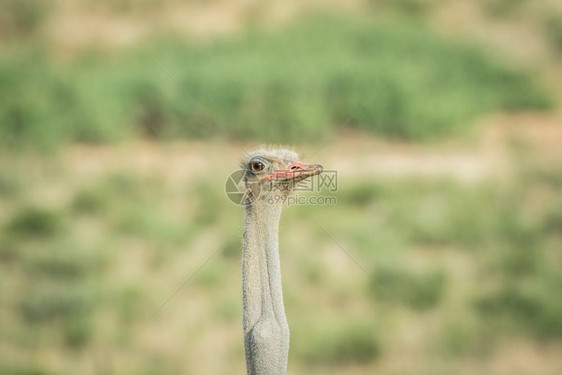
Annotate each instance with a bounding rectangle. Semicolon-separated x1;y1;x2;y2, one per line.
64;111;561;185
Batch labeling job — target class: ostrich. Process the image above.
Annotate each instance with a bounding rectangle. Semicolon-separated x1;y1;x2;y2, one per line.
240;147;322;375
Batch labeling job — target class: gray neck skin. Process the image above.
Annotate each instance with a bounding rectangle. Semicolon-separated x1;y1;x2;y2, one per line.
242;200;290;375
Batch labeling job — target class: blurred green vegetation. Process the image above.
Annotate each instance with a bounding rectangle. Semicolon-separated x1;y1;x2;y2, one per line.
544;15;562;54
370;267;446;311
6;206;65;238
295;322;380;366
321;162;562;344
1;0;562;373
0;15;553;150
1;147;560;373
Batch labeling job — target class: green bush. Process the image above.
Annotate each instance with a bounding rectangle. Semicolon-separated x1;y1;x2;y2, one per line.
383;182;499;248
220;236;242;260
0;52;125;150
71;187;110;215
370;267;446;310
543;200;562;235
20;284;94;322
23;244;106;280
475;279;562;340
337;182;383;206
371;0;440;16
476;286;539;324
6;206;64;238
300;323;380;365
480;0;527;18
0;15;552;149
63;316;94;348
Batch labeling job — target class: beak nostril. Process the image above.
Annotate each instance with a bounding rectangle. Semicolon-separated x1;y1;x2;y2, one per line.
290;166;299;171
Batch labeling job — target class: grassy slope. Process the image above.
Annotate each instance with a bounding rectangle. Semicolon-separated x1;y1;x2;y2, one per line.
0;141;561;374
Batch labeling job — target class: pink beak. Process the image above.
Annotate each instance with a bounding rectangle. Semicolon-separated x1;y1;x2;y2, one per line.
263;161;323;181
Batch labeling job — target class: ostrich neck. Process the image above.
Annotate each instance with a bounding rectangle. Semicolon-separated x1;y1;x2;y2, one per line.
242;200;290;375
242;201;286;332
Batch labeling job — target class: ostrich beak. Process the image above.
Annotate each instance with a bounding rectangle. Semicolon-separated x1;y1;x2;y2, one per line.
264;161;323;181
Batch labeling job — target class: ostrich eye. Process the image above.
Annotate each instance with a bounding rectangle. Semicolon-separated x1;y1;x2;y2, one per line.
251;161;265;172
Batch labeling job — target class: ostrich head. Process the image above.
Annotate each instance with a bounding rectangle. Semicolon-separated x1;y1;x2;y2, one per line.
240;146;322;205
